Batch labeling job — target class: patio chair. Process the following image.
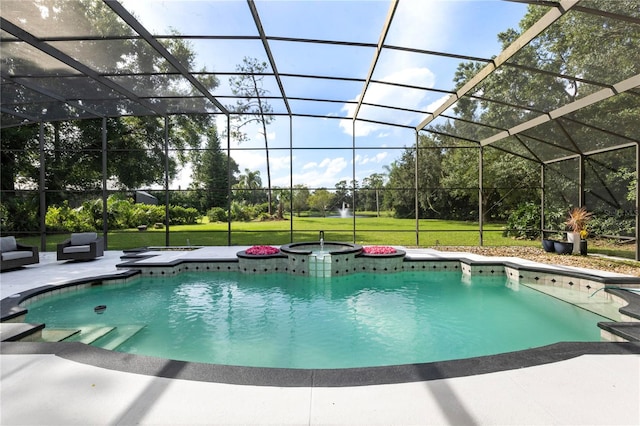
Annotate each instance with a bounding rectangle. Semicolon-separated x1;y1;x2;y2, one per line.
0;236;39;271
57;232;104;261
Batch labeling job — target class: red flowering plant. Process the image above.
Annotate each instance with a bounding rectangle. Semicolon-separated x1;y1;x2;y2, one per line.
245;245;280;255
362;246;397;255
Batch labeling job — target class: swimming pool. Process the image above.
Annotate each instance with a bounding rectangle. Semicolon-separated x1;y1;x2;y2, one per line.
24;270;607;369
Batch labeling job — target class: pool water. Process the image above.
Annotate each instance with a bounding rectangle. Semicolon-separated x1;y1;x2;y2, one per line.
25;271;607;369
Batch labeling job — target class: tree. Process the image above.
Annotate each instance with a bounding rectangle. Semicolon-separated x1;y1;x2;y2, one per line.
190;126;239;212
234;168;264;205
334;180;350;211
272;187;291;219
384;151;416;219
1;0;220;204
0;125;39;193
228;57;275;215
308;188;334;217
292;185;310;217
362;173;386;216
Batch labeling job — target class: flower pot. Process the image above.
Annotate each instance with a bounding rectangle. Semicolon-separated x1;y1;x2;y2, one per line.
567;232;581;254
542;239;556;253
580;240;587;256
554;241;573;255
567;231;578;243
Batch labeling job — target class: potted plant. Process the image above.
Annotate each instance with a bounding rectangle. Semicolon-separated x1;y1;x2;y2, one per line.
542;232;563;253
566;207;592;254
553;239;573;255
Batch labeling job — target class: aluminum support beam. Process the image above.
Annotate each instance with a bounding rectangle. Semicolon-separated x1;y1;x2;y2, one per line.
415;131;420;246
0;18;165;117
39;122;46;251
482;74;640;146
227;116;232;246
164;116;170;247
417;0;579;131
246;0;291;116
479;146;484;246
102;118;108;248
637;144;640;261
353;0;399;123
104;0;229;115
1;73;104;120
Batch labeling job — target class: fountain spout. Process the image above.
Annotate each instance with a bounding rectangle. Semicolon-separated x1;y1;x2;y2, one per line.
319;230;325;251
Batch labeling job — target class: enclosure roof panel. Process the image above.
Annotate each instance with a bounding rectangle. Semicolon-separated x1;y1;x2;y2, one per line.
1;0;639;163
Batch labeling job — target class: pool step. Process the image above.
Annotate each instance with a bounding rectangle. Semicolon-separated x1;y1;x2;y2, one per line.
41;328;80;342
62;326;116;344
92;325;146;350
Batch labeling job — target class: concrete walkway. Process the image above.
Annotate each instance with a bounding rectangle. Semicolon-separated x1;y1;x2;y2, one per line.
1;249;639;425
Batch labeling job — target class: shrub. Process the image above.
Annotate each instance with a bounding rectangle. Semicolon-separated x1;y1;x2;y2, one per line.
45;201;94;232
0;196;39;233
207;207;228;222
504;202;541;239
589;211;635;238
257;212;272;221
230;201;251;221
169;205;199;225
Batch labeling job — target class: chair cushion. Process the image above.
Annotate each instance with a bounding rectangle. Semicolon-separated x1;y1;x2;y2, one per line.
63;245;91;254
0;236;17;253
70;232;97;246
2;250;33;261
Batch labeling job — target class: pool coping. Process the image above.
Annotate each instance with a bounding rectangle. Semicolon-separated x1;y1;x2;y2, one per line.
2;249;640;387
1;340;639;387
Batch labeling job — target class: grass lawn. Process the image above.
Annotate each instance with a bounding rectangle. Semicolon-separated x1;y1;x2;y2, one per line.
33;216;541;251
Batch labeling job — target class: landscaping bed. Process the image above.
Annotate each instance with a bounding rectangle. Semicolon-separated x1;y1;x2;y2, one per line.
436;245;640;277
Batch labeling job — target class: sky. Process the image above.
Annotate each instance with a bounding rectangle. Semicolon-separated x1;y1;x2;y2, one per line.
120;0;529;191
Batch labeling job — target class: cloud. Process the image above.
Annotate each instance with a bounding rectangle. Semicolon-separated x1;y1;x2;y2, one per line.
354;152;388;166
339;67;436;137
425;94;452;116
283;157;349;188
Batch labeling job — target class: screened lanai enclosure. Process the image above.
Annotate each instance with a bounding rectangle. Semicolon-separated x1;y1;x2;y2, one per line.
1;0;639;259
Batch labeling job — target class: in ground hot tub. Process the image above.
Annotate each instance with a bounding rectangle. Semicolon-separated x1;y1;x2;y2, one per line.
280;241;362;277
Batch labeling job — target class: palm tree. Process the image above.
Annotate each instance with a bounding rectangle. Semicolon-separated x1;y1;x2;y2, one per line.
235;168;262;204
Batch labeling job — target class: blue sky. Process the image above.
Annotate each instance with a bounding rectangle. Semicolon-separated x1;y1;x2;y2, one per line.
121;0;529;190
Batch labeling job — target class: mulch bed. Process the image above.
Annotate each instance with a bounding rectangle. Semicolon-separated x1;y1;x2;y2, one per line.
434;245;640;277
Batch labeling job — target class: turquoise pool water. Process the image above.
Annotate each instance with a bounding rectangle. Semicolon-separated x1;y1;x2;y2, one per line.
25;271;607;369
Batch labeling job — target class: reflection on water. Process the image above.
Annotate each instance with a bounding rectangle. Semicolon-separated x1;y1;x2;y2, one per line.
25;271;607;369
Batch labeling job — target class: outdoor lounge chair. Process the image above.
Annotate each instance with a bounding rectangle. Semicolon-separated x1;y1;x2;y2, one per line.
0;236;39;271
57;232;104;261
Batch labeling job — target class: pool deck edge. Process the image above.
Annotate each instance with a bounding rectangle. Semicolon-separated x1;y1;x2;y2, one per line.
2;340;639;387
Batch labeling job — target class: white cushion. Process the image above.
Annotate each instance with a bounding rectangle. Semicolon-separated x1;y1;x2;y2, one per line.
70;232;97;246
63;245;91;254
0;236;17;253
1;251;33;261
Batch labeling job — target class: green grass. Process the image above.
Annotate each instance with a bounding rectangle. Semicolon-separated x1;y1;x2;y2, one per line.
27;215;544;251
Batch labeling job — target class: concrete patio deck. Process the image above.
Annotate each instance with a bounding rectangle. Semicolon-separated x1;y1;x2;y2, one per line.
1;248;639;425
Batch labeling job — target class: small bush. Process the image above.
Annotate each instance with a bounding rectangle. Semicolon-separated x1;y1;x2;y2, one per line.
504;202;541;239
207;207;228;222
168;205;199;225
45;201;94;232
257;212;272;221
589;212;635;238
230;201;251;221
